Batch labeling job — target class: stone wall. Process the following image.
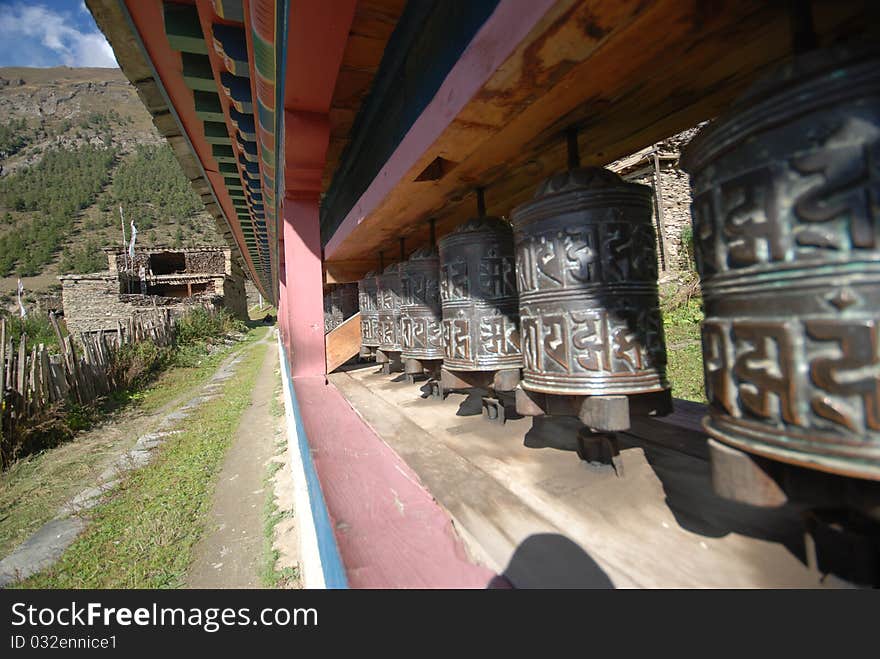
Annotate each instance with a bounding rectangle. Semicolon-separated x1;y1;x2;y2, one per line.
185;250;228;274
221;265;248;320
627;164;694;271
108;248;230;275
60;276;220;336
244;279;263;309
63;248;247;334
609;127;701;273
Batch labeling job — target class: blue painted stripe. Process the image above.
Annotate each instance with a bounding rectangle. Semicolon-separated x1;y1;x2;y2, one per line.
273;0;290;304
278;342;348;589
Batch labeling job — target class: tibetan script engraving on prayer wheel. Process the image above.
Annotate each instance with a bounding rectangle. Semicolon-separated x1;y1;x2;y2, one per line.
335;283;358;319
511;167;669;397
438;217;522;371
358;273;379;348
681;45;880;481
377;262;403;352
401;247;444;361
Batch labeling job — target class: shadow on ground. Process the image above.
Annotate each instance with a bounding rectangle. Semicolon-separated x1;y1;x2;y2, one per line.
487;533;614;589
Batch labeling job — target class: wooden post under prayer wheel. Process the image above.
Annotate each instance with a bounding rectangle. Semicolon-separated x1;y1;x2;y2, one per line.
681;18;880;581
401;220;444;387
438;189;522;422
511;129;671;471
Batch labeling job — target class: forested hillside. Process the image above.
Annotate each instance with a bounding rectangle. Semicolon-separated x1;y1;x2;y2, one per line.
0;67;223;295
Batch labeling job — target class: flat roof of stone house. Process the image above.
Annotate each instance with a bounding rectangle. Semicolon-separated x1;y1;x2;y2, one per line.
145;273;229;281
60;272;230;282
58;273;115;281
102;246;230;253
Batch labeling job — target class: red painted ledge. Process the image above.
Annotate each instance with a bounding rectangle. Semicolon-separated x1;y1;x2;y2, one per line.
291;374;494;588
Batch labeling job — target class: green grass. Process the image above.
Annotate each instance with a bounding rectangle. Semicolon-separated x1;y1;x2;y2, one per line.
662;294;706;403
248;304;276;323
269;377;284;418
666;341;706;403
0;335;257;558
12;331;268;588
125;331;260;415
260;376;300;588
259;460;287;588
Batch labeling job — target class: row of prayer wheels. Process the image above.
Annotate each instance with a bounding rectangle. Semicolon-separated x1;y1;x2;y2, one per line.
349;12;880;579
354;38;880;526
358;159;670;467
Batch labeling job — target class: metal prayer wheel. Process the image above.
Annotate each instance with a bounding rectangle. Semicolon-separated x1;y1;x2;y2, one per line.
333;283;358;323
358;272;379;356
438;215;522;381
511;166;669;398
323;284;358;333
681;44;880;500
323;293;338;333
401;245;444;376
377;261;403;356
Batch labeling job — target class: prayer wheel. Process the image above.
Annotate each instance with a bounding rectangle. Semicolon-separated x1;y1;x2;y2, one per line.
401;245;444;378
438;216;522;374
322;292;338;333
681;44;880;499
376;261;403;366
324;284;358;333
511;166;669;398
333;283;358;321
358;272;379;358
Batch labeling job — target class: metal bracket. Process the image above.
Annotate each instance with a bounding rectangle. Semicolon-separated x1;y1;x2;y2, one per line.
428;379;445;400
576;428;624;477
482;396;506;424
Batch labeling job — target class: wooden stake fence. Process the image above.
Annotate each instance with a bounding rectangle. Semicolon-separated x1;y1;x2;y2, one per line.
0;308;177;469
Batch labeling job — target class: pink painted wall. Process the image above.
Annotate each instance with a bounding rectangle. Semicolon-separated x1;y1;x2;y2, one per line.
277;237;288;351
278;276;287;351
282;198;326;377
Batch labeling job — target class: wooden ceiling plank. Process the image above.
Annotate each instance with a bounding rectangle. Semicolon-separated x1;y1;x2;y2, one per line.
324;0;874;276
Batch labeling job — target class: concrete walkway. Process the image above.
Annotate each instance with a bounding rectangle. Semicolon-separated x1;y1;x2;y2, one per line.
186;333;282;588
331;364;852;588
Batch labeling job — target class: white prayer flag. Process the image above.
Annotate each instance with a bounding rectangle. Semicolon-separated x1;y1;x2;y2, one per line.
17;278;26;318
128;220;138;261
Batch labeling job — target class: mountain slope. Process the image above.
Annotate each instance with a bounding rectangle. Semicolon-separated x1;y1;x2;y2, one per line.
0;66;223;297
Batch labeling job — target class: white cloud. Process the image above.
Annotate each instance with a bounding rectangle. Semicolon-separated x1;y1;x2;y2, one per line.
0;3;119;68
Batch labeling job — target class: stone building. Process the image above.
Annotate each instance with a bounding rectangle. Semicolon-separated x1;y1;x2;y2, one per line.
60;247;247;337
608;128;700;273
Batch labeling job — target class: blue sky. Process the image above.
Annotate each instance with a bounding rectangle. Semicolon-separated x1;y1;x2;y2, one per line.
0;0;118;67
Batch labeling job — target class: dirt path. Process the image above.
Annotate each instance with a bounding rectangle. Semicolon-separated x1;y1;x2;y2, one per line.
186;333;282;588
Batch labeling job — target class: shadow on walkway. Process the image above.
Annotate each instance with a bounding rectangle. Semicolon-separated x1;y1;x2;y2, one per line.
488;533;615;589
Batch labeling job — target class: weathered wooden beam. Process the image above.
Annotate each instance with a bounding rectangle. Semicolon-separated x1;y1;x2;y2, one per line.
324;0;874;266
323;258;382;284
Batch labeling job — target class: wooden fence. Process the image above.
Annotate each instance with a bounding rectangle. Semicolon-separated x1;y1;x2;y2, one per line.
0;309;175;468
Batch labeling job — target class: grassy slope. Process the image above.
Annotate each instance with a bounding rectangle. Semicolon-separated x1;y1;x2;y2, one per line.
17;328;269;588
0;67;222;296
